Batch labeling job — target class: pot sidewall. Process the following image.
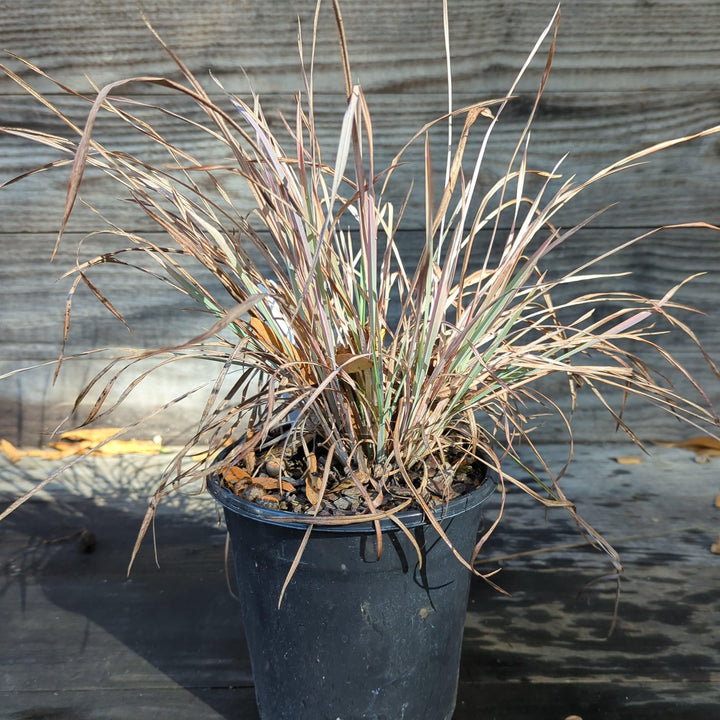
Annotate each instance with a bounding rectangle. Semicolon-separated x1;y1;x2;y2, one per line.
210;460;495;720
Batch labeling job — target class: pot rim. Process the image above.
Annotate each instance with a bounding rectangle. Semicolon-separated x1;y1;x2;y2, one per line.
207;449;496;533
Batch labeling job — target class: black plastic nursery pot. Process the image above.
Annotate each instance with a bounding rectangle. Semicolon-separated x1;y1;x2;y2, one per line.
208;459;495;720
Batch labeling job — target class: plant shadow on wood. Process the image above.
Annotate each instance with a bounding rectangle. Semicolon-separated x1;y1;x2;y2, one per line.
2;453;719;719
0;457;257;719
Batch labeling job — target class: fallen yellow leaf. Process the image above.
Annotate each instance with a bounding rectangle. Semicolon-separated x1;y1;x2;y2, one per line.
714;492;720;509
42;443;84;458
656;435;720;452
0;438;22;463
614;456;643;465
711;535;720;555
89;440;162;456
58;428;124;444
654;435;720;463
676;436;720;451
47;439;161;457
0;431;163;461
1;438;77;460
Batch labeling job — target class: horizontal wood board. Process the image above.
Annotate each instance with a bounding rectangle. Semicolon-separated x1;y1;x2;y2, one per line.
1;444;718;718
1;0;720;93
2;91;720;231
3;225;719;446
1;0;720;445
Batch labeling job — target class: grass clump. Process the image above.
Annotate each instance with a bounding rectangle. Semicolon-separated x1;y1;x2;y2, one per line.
1;1;719;582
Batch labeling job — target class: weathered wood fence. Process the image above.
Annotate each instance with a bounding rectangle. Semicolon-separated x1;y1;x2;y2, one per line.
2;0;719;445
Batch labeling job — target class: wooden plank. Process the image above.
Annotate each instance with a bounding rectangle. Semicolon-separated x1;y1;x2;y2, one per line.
478;442;720;568
456;682;720;720
0;357;230;447
2;681;717;720
3;0;720;446
4;353;720;447
0;445;718;719
0;230;233;358
2;91;720;233
1;0;719;94
3;225;719;358
2;223;719;445
0;513;251;693
0;456;251;712
466;443;720;719
0;689;260;720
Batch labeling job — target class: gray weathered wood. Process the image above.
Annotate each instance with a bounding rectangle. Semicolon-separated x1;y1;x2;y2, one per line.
2;0;720;446
2;91;720;232
1;444;718;719
3;224;719;446
1;0;719;93
4;226;720;358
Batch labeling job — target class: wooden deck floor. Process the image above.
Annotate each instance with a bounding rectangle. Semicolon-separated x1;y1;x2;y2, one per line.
1;444;718;720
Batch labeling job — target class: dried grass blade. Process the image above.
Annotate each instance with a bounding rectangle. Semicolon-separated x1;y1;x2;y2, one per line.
278;524;315;608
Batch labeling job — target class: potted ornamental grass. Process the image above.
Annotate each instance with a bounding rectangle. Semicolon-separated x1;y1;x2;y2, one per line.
2;2;720;718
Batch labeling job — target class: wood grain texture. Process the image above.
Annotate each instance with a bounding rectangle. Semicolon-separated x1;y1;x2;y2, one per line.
2;0;720;444
2;91;720;232
1;445;718;719
2;225;720;446
4;227;720;356
1;0;719;93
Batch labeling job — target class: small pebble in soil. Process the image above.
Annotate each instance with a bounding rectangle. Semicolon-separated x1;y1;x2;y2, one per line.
265;458;281;477
333;497;353;512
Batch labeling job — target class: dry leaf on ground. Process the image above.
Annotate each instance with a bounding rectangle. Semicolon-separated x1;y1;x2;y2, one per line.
58;428;125;443
0;431;163;461
0;439;22;463
613;456;643;465
252;475;295;493
224;466;252;484
305;474;322;506
655;436;720;463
